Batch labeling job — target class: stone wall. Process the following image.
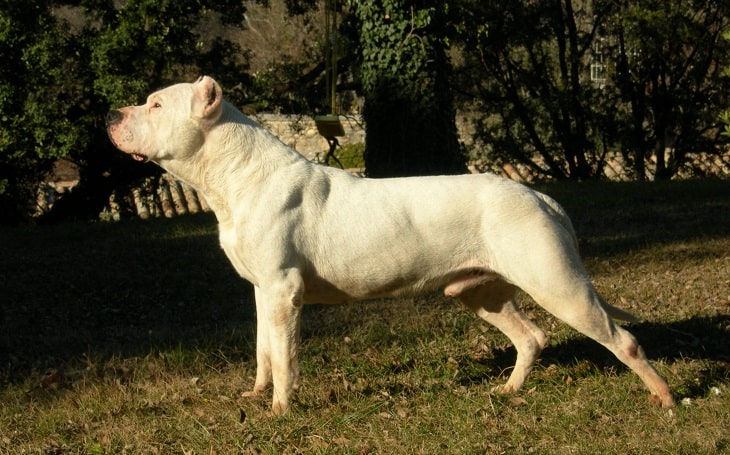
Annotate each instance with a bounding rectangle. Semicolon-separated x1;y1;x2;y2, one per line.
253;114;366;162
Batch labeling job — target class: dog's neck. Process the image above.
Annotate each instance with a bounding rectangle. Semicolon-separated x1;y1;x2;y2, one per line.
160;102;310;224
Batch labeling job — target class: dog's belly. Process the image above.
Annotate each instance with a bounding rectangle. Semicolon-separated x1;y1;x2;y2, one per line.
300;265;501;304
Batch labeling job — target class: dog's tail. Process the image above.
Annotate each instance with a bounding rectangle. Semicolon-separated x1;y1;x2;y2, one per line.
599;296;641;323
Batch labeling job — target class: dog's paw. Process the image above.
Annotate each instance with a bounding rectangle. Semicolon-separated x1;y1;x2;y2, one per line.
270;397;293;416
242;386;268;398
242;381;270;398
649;392;675;408
491;384;517;394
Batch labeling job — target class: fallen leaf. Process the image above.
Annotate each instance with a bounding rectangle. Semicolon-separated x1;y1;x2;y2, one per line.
333;437;351;446
509;397;528;406
41;370;63;388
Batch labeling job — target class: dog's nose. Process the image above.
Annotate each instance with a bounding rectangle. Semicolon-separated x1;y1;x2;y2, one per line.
105;110;123;126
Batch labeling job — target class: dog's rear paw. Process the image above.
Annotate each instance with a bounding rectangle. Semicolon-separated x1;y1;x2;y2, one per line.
649;392;675;408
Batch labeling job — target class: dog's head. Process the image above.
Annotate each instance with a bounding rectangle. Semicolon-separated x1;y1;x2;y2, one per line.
106;76;223;164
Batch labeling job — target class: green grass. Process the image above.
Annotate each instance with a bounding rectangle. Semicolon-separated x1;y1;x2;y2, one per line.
1;179;729;454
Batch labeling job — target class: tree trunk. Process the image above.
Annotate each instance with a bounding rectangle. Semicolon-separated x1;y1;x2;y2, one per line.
356;1;466;178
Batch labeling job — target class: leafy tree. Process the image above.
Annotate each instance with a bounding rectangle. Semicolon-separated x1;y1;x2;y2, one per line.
0;1;82;222
452;0;620;179
59;0;250;221
86;0;248;107
353;0;466;177
254;0;468;177
611;0;730;180
240;0;327;113
453;0;730;180
4;0;729;224
0;0;250;222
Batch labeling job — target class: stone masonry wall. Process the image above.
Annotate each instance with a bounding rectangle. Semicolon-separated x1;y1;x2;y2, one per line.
253;114;366;162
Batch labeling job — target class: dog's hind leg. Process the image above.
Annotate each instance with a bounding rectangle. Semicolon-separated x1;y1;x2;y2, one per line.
460;281;548;393
529;282;674;408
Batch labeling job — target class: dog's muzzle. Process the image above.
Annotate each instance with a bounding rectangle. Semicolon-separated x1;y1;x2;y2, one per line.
105;110;147;162
105;110;123;128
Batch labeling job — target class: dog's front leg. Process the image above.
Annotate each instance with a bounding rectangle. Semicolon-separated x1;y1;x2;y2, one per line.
243;286;273;397
252;272;304;415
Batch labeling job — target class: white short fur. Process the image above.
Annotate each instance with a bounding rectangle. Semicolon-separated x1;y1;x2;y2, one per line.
107;76;674;414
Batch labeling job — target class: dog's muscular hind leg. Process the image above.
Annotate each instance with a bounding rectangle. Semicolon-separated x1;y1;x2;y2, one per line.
531;281;674;408
461;282;548;393
553;295;673;407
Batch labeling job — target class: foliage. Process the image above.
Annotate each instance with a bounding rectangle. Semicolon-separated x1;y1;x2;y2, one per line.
334;141;365;168
353;0;467;177
0;0;250;223
0;1;81;221
53;0;250;221
610;0;730;180
452;0;602;179
84;0;249;106
452;0;730;180
241;0;327;114
2;0;729;222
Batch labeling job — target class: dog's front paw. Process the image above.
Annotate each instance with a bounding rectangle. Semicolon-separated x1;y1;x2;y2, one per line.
271;400;289;416
491;383;517;394
242;383;268;398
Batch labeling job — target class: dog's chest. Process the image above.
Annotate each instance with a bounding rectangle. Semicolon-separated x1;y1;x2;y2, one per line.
218;225;259;284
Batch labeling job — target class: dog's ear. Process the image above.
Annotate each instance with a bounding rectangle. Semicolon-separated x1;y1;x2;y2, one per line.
192;76;223;122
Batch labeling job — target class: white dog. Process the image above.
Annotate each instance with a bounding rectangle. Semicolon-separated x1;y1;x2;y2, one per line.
107;76;674;414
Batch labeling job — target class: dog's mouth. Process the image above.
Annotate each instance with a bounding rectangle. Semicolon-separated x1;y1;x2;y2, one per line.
130;152;148;162
107;128;148;162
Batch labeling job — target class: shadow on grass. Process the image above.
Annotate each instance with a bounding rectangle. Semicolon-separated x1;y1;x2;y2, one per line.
0;213;257;384
453;315;730;400
535;179;730;258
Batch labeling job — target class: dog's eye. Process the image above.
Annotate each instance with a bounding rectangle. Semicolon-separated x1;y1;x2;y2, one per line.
152;102;162;109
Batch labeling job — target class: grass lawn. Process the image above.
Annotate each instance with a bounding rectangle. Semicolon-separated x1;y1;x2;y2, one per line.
1;179;729;454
